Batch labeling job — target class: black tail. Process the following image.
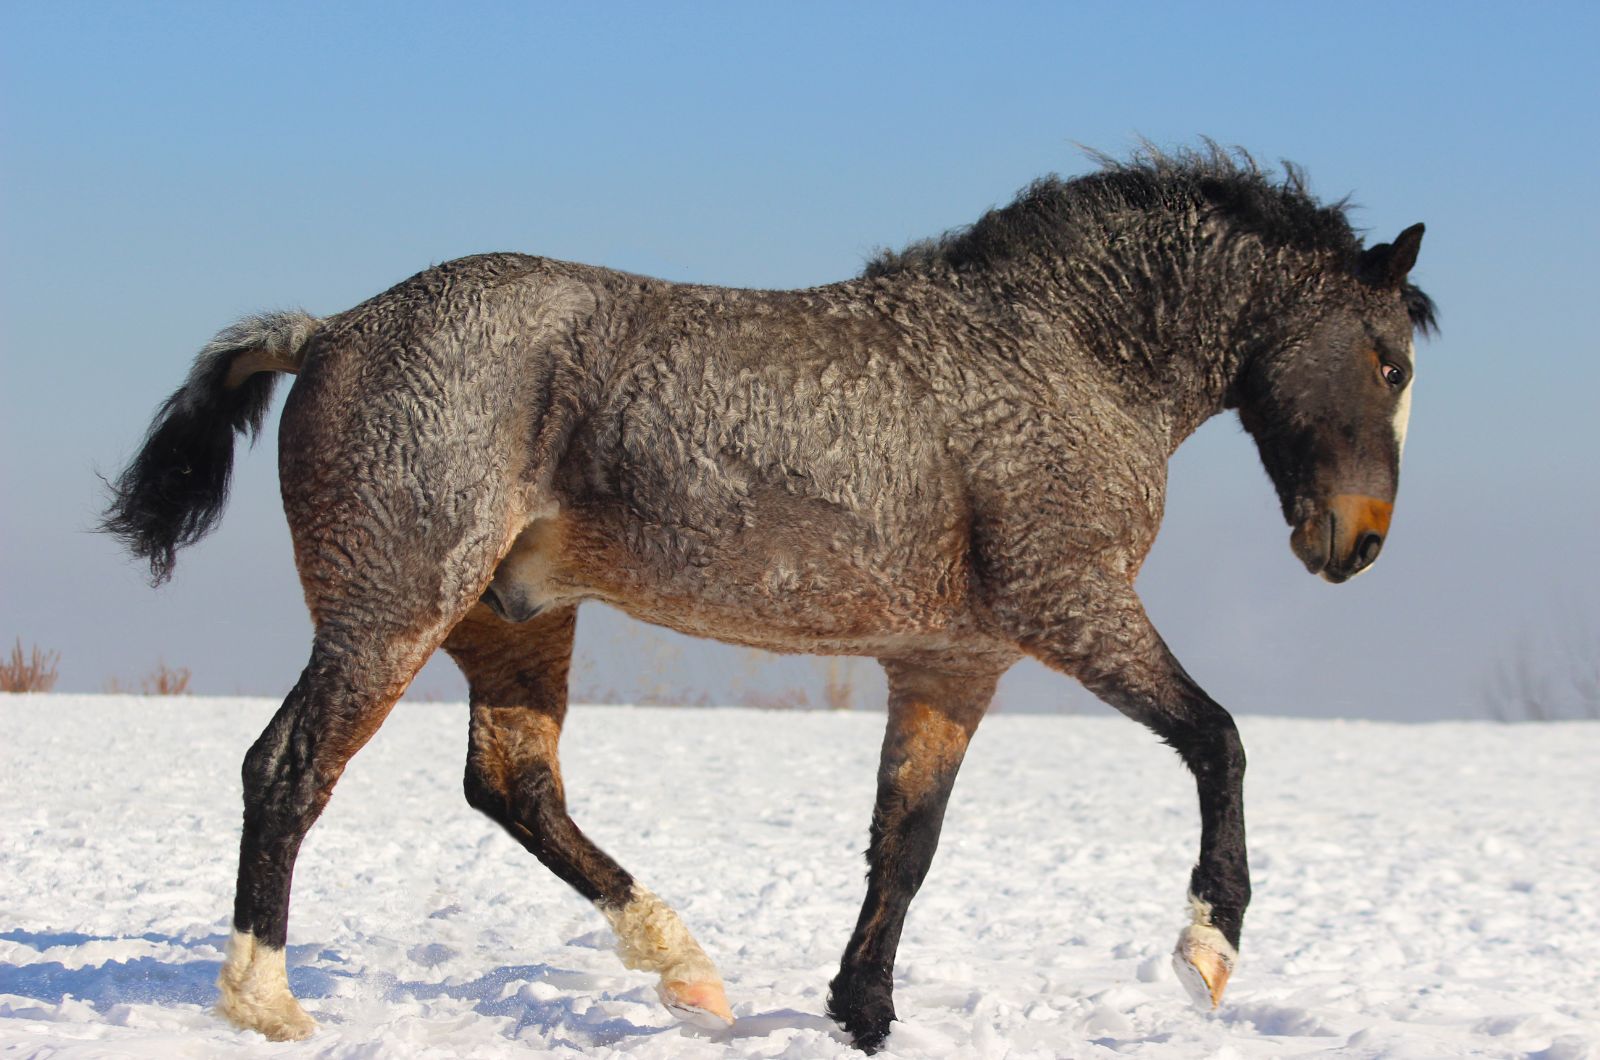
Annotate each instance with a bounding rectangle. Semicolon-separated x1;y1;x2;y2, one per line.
101;311;321;584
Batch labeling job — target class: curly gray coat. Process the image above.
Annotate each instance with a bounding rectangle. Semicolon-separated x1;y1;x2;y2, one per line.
104;146;1432;1051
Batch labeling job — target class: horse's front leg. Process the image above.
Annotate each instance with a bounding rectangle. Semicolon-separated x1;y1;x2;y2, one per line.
827;659;1002;1053
1024;582;1250;1008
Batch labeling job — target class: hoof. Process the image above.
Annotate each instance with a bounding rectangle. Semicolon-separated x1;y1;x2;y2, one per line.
216;930;317;1041
604;885;731;1029
1172;922;1235;1009
659;977;734;1029
833;1008;894;1054
216;996;317;1042
826;975;896;1053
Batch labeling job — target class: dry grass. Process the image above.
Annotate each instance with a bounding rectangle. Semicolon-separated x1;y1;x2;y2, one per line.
0;639;60;693
822;657;857;711
743;687;812;710
105;662;194;696
140;661;192;696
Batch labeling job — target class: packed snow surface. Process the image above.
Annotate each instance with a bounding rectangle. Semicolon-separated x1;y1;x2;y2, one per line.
3;695;1598;1059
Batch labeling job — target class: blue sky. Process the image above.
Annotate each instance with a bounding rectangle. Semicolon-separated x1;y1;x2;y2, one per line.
2;2;1596;718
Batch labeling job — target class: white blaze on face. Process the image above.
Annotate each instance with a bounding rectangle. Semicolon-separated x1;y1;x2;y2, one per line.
1393;340;1415;459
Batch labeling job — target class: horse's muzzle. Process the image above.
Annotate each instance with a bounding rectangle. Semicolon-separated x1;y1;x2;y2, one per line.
1290;494;1394;583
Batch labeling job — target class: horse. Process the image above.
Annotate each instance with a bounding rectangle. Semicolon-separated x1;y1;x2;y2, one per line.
102;146;1434;1053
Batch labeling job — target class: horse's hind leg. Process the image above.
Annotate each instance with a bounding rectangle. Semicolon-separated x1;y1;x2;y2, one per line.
217;623;447;1039
442;605;734;1029
218;491;511;1036
828;659;1002;1053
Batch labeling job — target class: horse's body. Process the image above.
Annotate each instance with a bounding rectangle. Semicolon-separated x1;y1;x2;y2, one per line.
105;148;1433;1052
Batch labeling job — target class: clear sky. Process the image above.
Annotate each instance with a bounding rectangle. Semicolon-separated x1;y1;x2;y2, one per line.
2;1;1596;719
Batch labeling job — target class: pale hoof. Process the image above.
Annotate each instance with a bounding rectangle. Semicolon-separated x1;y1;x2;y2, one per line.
659;977;734;1029
216;930;318;1041
1172;923;1235;1009
215;989;317;1041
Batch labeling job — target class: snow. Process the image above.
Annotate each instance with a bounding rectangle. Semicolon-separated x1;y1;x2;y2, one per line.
3;694;1598;1059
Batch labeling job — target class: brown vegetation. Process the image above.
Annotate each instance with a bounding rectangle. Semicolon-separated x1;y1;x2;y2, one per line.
0;639;60;693
823;657;858;711
105;661;194;696
141;661;193;695
742;686;812;710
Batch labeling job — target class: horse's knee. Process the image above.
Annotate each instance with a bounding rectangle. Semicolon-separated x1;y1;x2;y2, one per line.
464;704;562;806
463;761;511;819
464;746;538;821
1160;703;1245;780
463;749;562;832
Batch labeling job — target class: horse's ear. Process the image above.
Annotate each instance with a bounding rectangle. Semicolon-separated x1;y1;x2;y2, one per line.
1359;223;1425;288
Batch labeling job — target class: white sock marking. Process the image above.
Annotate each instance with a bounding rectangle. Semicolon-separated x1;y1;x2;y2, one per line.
602;885;732;1026
1172;894;1239;1007
602;885;720;983
1181;894;1239;963
215;929;316;1041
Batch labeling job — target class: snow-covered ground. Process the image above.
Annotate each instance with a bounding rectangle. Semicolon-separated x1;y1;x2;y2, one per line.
2;695;1597;1059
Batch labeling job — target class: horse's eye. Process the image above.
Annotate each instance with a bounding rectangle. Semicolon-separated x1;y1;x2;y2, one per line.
1381;362;1407;387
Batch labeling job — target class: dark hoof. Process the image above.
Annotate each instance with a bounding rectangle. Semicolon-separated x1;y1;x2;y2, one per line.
827;973;896;1053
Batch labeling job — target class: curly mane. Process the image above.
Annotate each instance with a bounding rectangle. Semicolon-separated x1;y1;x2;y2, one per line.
865;143;1436;333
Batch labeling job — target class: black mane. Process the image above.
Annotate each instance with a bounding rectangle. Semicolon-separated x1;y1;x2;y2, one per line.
866;144;1437;334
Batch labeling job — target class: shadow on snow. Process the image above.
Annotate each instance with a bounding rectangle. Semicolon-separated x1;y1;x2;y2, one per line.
0;929;845;1047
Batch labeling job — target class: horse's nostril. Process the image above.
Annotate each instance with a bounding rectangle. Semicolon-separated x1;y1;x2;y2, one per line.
1357;532;1384;567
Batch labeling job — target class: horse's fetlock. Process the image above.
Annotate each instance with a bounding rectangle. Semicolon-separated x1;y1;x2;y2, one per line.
1186;885;1248;950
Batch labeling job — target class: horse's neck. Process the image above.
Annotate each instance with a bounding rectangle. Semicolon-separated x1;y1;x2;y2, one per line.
963;249;1258;453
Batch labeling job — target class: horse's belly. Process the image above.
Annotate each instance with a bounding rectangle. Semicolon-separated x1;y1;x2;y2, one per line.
495;501;977;654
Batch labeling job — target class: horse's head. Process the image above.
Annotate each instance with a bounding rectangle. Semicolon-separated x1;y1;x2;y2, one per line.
1239;223;1434;583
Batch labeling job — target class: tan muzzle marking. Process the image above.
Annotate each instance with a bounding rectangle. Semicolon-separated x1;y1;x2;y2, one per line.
1328;494;1393;549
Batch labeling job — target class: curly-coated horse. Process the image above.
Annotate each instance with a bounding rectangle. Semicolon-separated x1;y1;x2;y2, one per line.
104;147;1433;1052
